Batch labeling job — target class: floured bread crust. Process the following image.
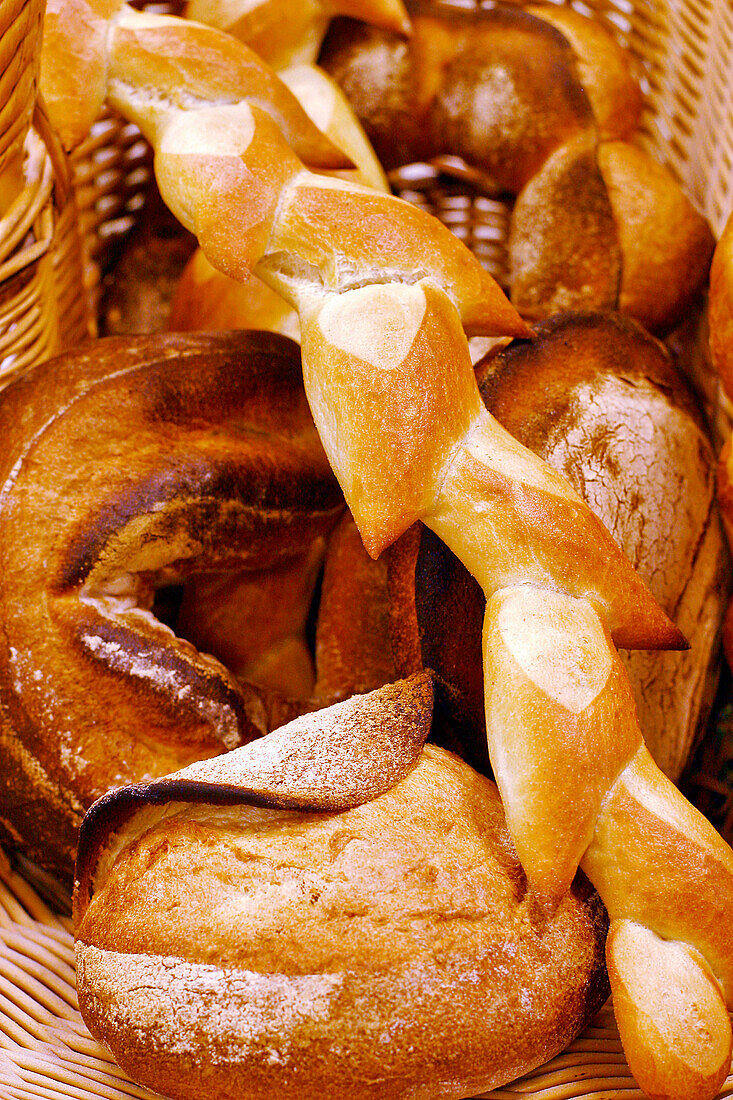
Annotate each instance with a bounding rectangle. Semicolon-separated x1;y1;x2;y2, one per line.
76;734;609;1100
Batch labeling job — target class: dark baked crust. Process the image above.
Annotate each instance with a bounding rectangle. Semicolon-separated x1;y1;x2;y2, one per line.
0;332;344;882
320;2;713;332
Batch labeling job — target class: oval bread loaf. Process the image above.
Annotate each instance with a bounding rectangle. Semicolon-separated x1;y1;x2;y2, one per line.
320;1;714;333
75;674;610;1100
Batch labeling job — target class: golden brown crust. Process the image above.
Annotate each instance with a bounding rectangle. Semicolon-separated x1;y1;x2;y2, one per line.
40;0;110;149
526;3;641;140
170;255;301;338
508;132;622;318
583;744;733;998
710;213;733;401
607;920;732;1100
75;694;609;1100
320;4;712;332
0;332;343;882
298;281;484;554
484;586;642;910
322;4;594;188
425;406;685;651
476;579;733;1094
266;176;530;337
598;142;715;334
391;313;726;778
185;0;410;70
75;673;436;917
313;513;397;704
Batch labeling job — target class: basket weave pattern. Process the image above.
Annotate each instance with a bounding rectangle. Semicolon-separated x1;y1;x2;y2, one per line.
0;0;42;180
0;0;90;383
0;123;90;383
68;0;185;301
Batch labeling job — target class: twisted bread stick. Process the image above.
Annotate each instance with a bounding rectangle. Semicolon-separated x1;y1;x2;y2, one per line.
485;586;733;1099
40;7;733;1096
171;13;394;339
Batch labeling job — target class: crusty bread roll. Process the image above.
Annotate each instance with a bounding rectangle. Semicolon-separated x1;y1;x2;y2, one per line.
320;2;714;333
313;510;397;703
0;331;344;883
389;312;729;781
75;673;610;1100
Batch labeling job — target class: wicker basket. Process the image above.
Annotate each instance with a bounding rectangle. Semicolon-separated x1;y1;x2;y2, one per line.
2;0;733;1097
0;0;90;384
68;0;185;311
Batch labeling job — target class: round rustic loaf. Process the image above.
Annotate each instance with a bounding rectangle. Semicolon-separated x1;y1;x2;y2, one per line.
320;1;714;333
0;331;344;882
75;674;609;1100
389;312;729;781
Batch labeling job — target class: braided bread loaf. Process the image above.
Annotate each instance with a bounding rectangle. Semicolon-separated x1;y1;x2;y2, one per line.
320;1;714;334
169;49;392;338
40;5;733;1096
485;587;733;1100
0;331;343;882
170;0;399;335
74;673;611;1100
